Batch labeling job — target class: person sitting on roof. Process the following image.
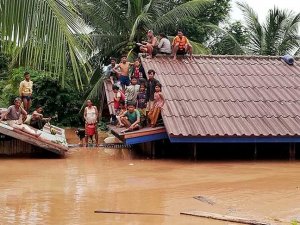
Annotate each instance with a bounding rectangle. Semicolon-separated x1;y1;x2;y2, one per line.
172;30;193;60
148;83;164;128
120;102;141;133
0;98;41;138
157;33;171;55
139;30;158;58
30;105;52;130
116;101;126;127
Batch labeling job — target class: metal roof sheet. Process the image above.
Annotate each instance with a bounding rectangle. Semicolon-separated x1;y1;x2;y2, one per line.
141;55;300;138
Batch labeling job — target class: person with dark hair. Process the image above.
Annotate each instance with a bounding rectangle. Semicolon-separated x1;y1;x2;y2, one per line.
0;98;41;137
157;33;171;54
30;105;51;130
109;85;125;115
131;58;146;83
113;55;133;89
105;57;119;85
116;100;126;127
125;77;140;106
140;30;158;58
120;102;141;132
148;83;164;127
172;30;193;60
19;72;33;112
84;100;99;147
146;69;160;112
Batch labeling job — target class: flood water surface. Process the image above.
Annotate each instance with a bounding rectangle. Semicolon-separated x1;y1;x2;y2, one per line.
0;132;300;225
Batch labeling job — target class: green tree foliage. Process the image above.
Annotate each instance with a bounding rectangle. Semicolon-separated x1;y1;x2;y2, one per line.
0;0;93;88
0;52;10;79
76;0;210;61
168;0;231;43
209;21;248;55
1;67;84;126
238;2;300;55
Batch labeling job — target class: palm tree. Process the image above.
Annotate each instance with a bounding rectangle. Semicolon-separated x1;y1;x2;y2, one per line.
238;2;300;56
0;0;92;88
77;0;210;61
76;0;210;102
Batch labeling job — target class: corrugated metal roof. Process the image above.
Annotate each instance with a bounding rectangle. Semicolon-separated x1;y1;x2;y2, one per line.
141;55;300;137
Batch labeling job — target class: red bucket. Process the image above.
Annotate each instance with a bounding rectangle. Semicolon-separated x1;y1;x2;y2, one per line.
86;124;96;136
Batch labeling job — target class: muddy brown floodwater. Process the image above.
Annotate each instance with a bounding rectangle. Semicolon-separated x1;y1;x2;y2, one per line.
0;129;300;225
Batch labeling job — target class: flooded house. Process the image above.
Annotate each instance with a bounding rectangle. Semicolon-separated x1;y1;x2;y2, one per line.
105;55;300;160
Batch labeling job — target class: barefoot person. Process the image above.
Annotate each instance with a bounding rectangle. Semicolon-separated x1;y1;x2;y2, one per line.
30;105;51;130
140;30;158;58
172;30;193;60
84;100;99;147
120;102;141;132
19;72;33;112
0;98;41;137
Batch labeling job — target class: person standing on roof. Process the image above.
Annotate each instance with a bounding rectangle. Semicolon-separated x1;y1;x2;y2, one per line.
105;57;119;85
140;30;158;58
114;55;133;89
125;77;140;107
172;30;193;60
148;83;164;128
157;33;171;55
19;72;33;112
146;69;160;112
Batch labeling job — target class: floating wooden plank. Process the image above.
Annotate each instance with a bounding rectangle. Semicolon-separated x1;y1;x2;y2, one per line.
193;196;216;205
94;210;169;216
180;211;272;225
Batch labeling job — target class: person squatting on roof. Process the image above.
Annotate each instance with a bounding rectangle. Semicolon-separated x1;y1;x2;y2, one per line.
19;71;33;112
30;105;52;130
172;30;193;60
84;100;99;147
140;30;158;58
0;98;41;137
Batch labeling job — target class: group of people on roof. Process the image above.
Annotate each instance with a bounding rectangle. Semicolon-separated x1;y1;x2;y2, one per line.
105;57;164;132
139;30;193;60
0;72;52;138
103;30;194;133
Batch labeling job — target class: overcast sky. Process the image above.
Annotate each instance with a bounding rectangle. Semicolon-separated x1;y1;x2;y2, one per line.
230;0;300;23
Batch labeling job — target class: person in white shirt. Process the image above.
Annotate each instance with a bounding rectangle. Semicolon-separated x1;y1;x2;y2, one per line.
157;33;171;54
84;100;99;147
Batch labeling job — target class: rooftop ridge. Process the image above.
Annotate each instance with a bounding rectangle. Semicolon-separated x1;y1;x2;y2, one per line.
140;54;300;61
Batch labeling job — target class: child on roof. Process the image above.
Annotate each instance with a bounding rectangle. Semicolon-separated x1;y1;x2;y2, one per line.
109;85;125;116
116;100;126;127
120;102;141;132
136;83;147;126
131;58;146;84
125;77;140;107
146;69;160;112
113;55;133;89
148;83;164;128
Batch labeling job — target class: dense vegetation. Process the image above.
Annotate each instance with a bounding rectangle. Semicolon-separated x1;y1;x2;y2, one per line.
0;0;299;126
